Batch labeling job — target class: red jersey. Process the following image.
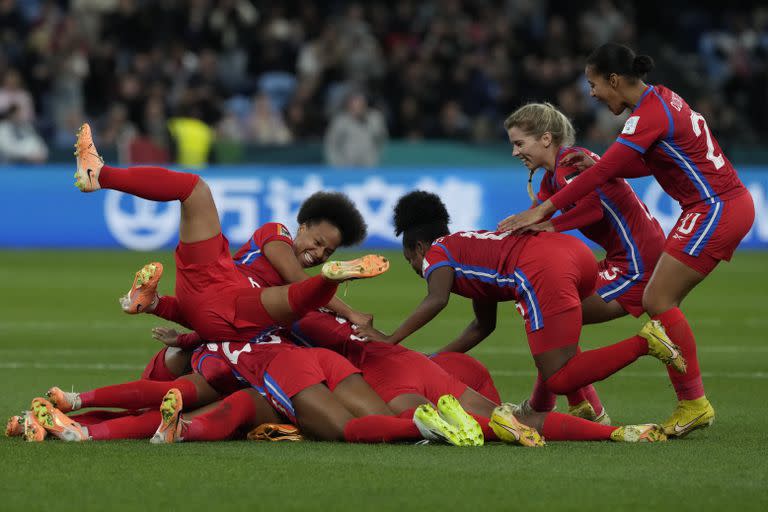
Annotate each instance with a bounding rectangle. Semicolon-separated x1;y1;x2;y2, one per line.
538;146;665;301
550;85;746;210
232;222;293;287
421;230;532;302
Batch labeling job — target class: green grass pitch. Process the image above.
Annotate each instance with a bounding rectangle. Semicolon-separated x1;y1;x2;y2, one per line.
0;249;766;511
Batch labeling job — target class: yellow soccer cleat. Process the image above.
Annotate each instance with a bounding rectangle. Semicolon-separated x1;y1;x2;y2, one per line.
610;424;667;443
119;262;163;314
661;397;715;438
489;403;545;447
150;388;184;444
413;403;477;447
639;320;687;374
6;414;24;437
30;397;88;441
435;395;483;447
45;386;81;413
73;123;104;192
569;400;612;426
321;255;390;282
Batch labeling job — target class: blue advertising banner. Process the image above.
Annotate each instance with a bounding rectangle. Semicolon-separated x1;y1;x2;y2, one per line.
1;165;766;250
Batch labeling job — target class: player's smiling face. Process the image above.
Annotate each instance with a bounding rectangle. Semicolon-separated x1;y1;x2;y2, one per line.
586;65;625;115
293;221;342;268
507;126;551;171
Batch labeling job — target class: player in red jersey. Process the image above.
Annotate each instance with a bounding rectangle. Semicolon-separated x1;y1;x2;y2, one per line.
499;44;755;436
73;122;388;347
356;191;675;442
502;102;666;419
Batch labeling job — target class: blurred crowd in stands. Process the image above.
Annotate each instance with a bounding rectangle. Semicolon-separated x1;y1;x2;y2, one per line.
0;0;766;166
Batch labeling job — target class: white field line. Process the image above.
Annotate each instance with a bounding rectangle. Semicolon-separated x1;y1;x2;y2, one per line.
0;361;766;380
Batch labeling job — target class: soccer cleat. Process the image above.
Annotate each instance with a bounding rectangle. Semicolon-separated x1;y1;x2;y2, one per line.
639;320;687;374
150;388;184;444
73;123;104;192
321;255;390;282
30;397;89;441
661;397;715;438
489;403;545;447
610;424;667;443
435;395;484;446
413;403;477;447
119;262;163;314
6;414;24;437
569;400;612;426
46;386;81;413
247;423;304;442
22;411;47;442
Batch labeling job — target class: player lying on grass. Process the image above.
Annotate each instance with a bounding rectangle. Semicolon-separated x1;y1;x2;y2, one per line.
355;191;685;423
501;102;666;420
498;43;756;437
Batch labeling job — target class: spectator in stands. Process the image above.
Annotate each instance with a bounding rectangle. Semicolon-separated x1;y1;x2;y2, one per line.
324;90;387;168
0;103;48;163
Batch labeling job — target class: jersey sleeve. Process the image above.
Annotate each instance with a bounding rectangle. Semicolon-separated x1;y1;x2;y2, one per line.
550;166;604;232
615;103;667;154
253;222;293;248
549;142;641;210
176;332;203;350
422;244;453;280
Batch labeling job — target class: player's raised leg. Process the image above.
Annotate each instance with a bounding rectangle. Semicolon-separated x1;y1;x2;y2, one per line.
73;122;219;244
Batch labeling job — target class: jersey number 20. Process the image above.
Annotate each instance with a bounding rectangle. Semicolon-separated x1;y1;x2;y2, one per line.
690;112;725;170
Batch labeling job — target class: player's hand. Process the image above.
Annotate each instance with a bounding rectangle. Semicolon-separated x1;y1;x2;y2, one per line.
559;150;596;171
498;206;546;233
347;310;373;329
152;327;181;347
353;324;391;343
528;221;554;232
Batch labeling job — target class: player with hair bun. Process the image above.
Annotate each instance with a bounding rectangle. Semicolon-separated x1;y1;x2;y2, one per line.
499;43;755;437
355;190;676;443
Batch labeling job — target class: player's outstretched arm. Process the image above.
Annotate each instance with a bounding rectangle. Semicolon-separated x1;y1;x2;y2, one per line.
355;266;454;344
434;300;498;354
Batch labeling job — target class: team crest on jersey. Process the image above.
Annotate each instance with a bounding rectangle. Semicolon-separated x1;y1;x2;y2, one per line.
670;92;683;111
622;116;640;135
278;224;291;238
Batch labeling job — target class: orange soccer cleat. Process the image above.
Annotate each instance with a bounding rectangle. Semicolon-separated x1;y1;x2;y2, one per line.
22;410;48;442
73;123;104;192
6;414;24;438
247;423;304;442
321;255;390;282
30;397;89;442
45;386;81;413
150;388;184;444
119;262;163;314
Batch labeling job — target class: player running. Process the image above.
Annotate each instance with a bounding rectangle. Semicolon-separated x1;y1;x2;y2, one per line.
502;102;665;418
498;43;755;436
355;191;675;442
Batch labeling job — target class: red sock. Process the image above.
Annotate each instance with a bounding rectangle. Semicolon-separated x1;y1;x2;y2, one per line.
79;378;199;410
87;410;162;440
186;390;257;441
541;412;615;441
343;415;422;443
287;276;338;317
69;410;139;426
653;307;704;400
98;165;199;201
545;336;648;394
529;373;556;412
582;384;604;415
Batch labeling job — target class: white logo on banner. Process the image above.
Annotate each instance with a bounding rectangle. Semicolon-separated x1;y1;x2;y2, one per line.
103;175;483;250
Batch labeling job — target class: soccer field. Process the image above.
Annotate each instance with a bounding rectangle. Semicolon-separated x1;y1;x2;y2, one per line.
1;249;766;511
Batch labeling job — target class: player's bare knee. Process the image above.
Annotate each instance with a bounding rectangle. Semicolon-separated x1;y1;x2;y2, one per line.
642;288;676;316
164;347;191;377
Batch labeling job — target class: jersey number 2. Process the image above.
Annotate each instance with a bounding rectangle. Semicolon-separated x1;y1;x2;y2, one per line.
690;112;725;170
